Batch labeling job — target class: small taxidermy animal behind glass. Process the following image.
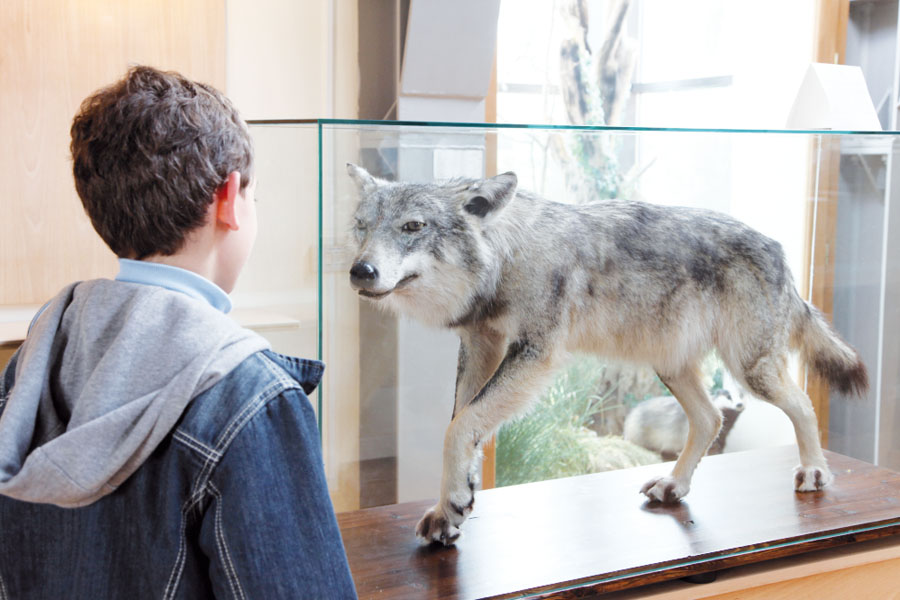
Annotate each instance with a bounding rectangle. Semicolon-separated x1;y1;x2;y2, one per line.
623;389;745;461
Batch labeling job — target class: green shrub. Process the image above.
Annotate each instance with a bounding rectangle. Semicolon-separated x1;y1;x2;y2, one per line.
496;355;660;487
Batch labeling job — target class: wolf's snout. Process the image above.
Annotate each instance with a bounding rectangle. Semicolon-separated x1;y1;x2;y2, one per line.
350;261;379;284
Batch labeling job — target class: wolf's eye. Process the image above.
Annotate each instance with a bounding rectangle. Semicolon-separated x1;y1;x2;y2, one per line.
355;219;367;231
402;221;426;232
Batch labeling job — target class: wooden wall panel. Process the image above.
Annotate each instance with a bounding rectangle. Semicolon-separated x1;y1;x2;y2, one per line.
802;136;842;446
800;0;850;446
0;346;16;372
0;0;226;305
805;0;850;313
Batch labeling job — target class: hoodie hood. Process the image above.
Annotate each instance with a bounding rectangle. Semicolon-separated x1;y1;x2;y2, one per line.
0;279;270;507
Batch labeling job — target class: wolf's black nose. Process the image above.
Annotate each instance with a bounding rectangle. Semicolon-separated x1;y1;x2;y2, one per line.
350;261;379;282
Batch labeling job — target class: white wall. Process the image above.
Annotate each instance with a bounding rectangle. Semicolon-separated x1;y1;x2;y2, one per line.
226;0;358;120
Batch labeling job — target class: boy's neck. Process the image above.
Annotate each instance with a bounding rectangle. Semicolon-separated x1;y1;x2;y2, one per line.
139;210;238;293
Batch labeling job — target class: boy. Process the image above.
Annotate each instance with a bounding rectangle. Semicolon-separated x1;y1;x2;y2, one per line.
0;66;357;599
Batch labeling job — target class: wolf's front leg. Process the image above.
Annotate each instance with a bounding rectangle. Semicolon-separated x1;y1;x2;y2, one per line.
452;328;506;418
416;337;558;545
414;432;483;546
415;330;505;546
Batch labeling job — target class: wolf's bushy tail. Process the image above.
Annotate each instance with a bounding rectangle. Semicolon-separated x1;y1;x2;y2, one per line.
790;293;868;396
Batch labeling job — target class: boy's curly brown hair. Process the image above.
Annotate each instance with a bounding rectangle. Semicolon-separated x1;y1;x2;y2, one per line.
70;65;254;259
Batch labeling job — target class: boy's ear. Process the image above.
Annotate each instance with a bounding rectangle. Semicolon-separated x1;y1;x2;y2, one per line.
463;171;518;219
347;163;379;194
215;171;243;231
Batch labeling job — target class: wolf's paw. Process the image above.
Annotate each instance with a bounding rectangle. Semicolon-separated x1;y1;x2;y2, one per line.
794;465;834;492
641;476;689;504
416;505;463;546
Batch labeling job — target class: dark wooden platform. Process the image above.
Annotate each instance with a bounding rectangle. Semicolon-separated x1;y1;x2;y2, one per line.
336;446;900;599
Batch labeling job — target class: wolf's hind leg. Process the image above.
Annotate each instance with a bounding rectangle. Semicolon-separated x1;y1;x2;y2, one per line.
641;365;722;503
742;356;832;491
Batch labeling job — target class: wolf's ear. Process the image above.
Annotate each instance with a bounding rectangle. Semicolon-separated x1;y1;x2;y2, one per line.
347;163;378;193
463;172;518;219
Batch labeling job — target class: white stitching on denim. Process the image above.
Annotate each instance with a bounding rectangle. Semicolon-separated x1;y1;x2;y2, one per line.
162;508;188;599
170;387;282;595
192;375;299;499
187;392;266;500
261;352;303;391
187;366;295;500
173;430;222;463
208;482;246;600
186;389;262;499
184;383;298;517
215;375;295;454
176;430;222;458
0;570;9;600
209;355;298;461
209;385;278;460
163;489;209;600
161;356;306;598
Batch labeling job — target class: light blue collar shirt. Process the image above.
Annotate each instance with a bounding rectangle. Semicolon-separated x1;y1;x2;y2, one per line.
115;259;232;314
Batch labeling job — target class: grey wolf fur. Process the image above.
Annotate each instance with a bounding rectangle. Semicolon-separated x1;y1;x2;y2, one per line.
346;164;868;546
624;390;745;461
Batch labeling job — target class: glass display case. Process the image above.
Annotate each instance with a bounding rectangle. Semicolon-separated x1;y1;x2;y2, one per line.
241;119;900;520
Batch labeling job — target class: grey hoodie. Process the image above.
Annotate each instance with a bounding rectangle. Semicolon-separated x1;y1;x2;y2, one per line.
0;279;269;507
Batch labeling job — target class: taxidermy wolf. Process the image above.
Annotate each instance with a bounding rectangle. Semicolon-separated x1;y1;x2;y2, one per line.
346;163;868;546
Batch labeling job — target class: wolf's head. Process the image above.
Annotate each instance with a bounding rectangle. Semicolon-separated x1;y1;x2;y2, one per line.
346;163;517;326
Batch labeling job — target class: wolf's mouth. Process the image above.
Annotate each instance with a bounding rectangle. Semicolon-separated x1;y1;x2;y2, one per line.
357;274;419;299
